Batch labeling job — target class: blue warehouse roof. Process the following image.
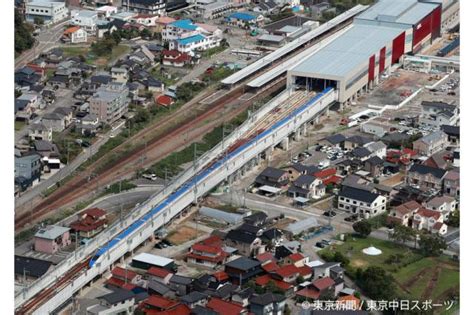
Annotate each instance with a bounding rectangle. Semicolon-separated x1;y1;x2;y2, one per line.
228;12;257;21
170;19;198;31
176;34;206;45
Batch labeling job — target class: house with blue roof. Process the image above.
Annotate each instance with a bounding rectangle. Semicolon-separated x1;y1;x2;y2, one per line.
163;19;223;54
226;12;264;28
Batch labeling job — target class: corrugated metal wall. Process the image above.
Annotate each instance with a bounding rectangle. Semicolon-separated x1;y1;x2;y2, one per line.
431;5;442;39
392;32;406;64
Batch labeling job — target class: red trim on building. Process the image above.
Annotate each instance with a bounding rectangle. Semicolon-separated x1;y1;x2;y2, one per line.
391;32;405;64
431;6;442;39
413;11;434;51
379;47;386;74
368;54;375;82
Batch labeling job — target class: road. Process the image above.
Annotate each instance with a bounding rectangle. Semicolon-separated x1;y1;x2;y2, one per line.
15;20;69;70
15;120;126;210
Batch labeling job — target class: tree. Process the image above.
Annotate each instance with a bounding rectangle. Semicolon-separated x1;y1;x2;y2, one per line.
419;234;447;257
33;17;44;25
389;223;415;244
296;275;305;284
15;9;35;54
448;209;460;227
356;266;395;300
140;28;152;39
352;219;372;238
333;251;350;266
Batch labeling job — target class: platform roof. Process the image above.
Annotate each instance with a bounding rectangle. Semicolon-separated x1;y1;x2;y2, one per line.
221;4;368;85
258;185;281;194
289;24;403;80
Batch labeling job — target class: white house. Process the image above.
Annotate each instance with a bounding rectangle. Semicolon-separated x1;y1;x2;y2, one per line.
162;19;222;54
424;195;457;220
338;186;387;219
364;141;387;159
288;175;325;200
412;208;448;235
63;26;88;44
110;67;129;83
96;5;118;18
25;1;69;25
70;10;99;34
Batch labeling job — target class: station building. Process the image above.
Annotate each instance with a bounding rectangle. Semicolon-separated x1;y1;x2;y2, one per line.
286;0;443;107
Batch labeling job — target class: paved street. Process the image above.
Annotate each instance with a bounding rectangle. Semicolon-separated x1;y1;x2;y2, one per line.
15;120;126;210
15;20;68;70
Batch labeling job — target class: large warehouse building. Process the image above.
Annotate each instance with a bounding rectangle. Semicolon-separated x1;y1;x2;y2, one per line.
286;0;444;106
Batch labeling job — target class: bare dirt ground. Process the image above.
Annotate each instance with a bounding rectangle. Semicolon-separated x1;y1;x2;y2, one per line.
168;226;204;245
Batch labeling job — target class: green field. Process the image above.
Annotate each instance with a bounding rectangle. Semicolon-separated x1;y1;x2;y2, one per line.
321;236;459;303
60;44;130;67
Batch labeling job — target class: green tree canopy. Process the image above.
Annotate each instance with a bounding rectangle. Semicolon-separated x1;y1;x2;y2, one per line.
352;219;372;238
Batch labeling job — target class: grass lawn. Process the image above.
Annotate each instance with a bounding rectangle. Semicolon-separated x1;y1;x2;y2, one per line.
60;45;130;67
15;120;26;131
322;236;459;303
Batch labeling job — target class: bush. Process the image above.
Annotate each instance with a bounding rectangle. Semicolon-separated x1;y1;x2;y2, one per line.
352;219;372;238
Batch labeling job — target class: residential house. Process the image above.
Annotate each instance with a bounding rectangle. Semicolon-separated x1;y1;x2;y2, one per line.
319;134;346;148
107;267;141;288
186;235;228;269
90;82;130;124
272;263;313;284
225;225;264;257
443;170;459;198
180;291;208;308
62;26;87;43
413;131;449;156
34;225;71;254
15;66;43;88
147;267;174;284
147;279;174;298
312;262;344;281
338;186;387;218
365;141;387;159
253;0;279;15
424;195;457;220
168;275;194;296
15;256;52;282
69;208;108;239
420;101;459;127
206;297;247;315
350;146;372;162
441;124;460;145
364;156;384;177
412;208;448;235
275;241;301;260
423;150;449;170
344;135;372;149
226;12;264;28
287;174;325;199
96;5;118;18
29;123;52;141
313;168;341;186
162;50;193;67
387;200;422;226
70;10;99;34
243;212;268;226
15;153;42;189
249;293;286;315
224;257;263;285
139;295;180;313
163;19;223;54
200;1;236;20
406;164;447;191
76;114;100;136
285;163;319;181
254;274;295;297
284;252;308;267
86;288;135;315
337;295;361;311
25;1;68;24
360;120;391;138
110;67;129;83
295;277;335;301
42;107;73;132
34;140;59;161
255;167;289;188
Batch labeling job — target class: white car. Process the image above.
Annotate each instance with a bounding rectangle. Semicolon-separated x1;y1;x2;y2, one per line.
143;173;157;181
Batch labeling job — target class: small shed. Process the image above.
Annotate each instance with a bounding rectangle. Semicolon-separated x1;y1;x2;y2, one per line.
284;217;318;235
131;253;175;271
257;185;281;197
199;207;244;225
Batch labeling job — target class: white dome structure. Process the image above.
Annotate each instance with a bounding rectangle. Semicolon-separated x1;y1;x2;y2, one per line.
362;246;382;256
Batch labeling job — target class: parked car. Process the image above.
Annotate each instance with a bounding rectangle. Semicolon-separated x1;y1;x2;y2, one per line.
143;173;157;181
315;242;327;248
344;214;359;222
323;210;337;217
